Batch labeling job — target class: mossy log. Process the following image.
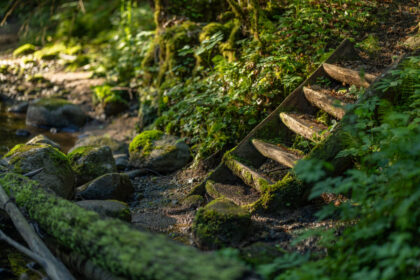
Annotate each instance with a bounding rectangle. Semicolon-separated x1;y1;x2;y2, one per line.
0;173;252;280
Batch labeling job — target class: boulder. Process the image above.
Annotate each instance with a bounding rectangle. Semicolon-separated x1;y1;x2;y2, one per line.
2;143;74;198
76;200;131;221
68;145;117;186
129;130;191;173
26;98;87;130
76;173;134;201
70;135;128;154
193;198;251;250
27;134;61;150
114;154;129;170
7;101;29;113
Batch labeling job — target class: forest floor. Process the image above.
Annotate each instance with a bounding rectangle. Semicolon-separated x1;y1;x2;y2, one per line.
0;1;419;256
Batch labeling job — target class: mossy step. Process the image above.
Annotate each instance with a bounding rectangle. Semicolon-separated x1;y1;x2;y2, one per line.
224;158;272;192
303;87;348;119
323;63;378;88
279;112;328;142
205;180;260;206
251;139;303;168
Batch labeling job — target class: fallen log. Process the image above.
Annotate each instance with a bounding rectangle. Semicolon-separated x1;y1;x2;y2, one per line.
0;182;75;280
0;173;252;280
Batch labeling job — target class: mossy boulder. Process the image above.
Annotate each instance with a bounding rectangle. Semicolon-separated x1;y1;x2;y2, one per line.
76;173;134;201
129;130;191;173
26;98;87;130
193;198;251;249
182;195;205;209
68;145;117;186
70;135;128;154
76;200;131;221
2;143;74;198
26;134;61;150
13;44;36;57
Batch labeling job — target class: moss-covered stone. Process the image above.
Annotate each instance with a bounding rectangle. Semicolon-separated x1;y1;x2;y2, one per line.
2;143;74;198
129;131;191;173
93;85;129;117
68;145;117;186
71;135;127;154
13;44;36;57
193;197;251;249
27;134;61;150
0;173;249;280
129;130;164;155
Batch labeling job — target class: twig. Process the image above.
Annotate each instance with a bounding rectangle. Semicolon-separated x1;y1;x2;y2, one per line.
0;229;47;268
0;0;20;27
23;168;44;178
0;183;75;280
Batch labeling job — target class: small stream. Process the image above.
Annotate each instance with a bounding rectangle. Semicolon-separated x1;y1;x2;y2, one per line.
0;100;77;279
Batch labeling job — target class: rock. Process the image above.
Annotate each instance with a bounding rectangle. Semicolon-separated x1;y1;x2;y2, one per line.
27;134;61;150
7;102;29;113
15;129;31;137
129;130;191;173
70;135;128;154
68;145;117;186
76;173;134;201
114;153;129;170
2;143;74;198
192;198;251;249
76;200;131;221
26;98;87;130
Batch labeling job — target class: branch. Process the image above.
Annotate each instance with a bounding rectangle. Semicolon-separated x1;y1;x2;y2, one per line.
0;0;20;27
0;184;75;280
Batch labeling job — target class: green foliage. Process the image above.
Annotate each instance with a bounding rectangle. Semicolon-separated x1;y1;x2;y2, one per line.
93;85;128;106
265;56;420;279
13;44;37;57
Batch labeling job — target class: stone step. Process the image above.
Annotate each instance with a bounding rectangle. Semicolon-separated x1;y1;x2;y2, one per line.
303;87;348;119
279;112;328;142
323;63;378;88
252;139;303;168
224;157;272;192
205;180;260;206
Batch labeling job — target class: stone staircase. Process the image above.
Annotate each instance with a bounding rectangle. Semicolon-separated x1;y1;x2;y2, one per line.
190;39;384;212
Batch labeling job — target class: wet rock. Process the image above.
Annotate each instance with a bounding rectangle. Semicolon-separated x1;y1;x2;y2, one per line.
129;130;191;173
76;200;131;221
68;145;117;186
26;134;61;150
26;98;87;130
193;198;251;249
7;102;28;113
76;173;134;201
70;135;128;154
114;153;129;170
15;129;30;137
2;143;75;198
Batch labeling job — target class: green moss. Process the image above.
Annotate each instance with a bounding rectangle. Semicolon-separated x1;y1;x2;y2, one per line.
252;173;306;212
0;173;249;279
93;85;128;106
193;197;251;249
129;130;164;156
182;194;205;208
13;44;36;57
33;98;71;110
